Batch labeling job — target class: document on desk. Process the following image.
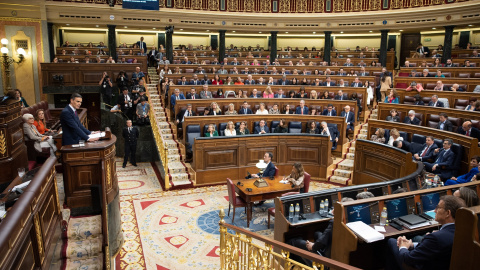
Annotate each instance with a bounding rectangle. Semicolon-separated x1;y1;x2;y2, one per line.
89;132;106;139
346;221;385;243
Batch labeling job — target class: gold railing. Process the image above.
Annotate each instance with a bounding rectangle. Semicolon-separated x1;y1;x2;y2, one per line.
146;81;171;190
218;209;360;270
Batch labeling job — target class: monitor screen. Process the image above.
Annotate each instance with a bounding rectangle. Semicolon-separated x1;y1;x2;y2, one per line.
346;203;371;224
421;193;440;212
123;0;159;10
385;198;408;220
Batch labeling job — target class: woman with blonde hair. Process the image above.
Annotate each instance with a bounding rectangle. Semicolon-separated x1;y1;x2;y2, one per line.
208;102;222;115
224;121;237;136
256;103;269;114
370;128;386;143
284;163;306;192
388;128;403;146
224;103;238;115
310;90;318;99
263;86;274;98
204;124;218;137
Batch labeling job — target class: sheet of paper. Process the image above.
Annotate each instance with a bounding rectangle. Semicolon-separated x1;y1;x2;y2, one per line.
374;226;386;232
279;180;289;184
89;132;106;139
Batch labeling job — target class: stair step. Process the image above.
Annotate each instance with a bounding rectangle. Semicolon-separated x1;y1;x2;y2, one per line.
170;172;191;186
338;160;354;170
334;169;352;178
63;253;103;270
63;236;103;259
357;134;367;140
329;176;350;185
346;153;355;160
65;215;102;240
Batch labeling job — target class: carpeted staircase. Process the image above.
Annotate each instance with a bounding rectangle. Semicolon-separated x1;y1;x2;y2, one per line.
147;67;194;189
327;106;378;186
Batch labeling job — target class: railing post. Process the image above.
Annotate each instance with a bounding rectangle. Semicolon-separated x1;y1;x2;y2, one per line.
219;209;226;270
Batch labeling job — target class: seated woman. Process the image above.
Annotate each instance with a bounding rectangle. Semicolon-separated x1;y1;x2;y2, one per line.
208;102;222;115
284;104;294;114
405;81;424;92
445;156;480;186
274;119;288;133
307;121;319;134
224;121;237;136
202;107;211;116
370;128;386;143
414;94;425;105
255;103;269;114
236;121;250;135
320;90;330;100
216;89;224;98
23;113;57;156
310;90;318;99
34;109;56;135
204;124;218;137
296;87;308;99
224;103;238;115
263;86;274;98
453;186;480;207
288;90;296;98
284;163;306;193
384;89;399;104
15;89;29;108
234;77;244;85
388;128;403;146
269;104;280;114
386;108;400;122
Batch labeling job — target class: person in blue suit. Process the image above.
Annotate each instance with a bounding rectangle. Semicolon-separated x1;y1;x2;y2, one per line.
341;105;355;132
295;100;309;115
386;195;465;270
413;136;438;162
251;152;276;178
423;139;456;180
254;119;270;134
60;93;99;146
322;104;337;116
170;88;185;110
445;156;480;186
238;101;253;114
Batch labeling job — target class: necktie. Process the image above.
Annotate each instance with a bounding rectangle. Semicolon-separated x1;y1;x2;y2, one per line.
193;95;195;99
421;145;430;157
74;110;78;116
128;127;131;133
301;108;303;115
466;130;470;136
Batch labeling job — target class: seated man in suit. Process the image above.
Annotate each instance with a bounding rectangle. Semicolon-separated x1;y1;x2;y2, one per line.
413;136;438;162
186;88;200;99
436;113;453;132
343;58;354;66
457;121;480;143
278;74;290;86
254;119;270;134
176;103;196;129
463;60;472;67
320;121;339;151
403;110;421;125
393;140;411;153
250;88;261;98
444;59;455;67
322;104;337;116
178;76;189;85
358;67;369;76
323;76;336;87
409;70;418;77
404;61;411;67
445;156;480;186
170;88;185;110
337;68;347;76
295;100;309;115
238;101;253;114
274;89;286;98
190;74;202;85
421;68;432;77
334;90;347;100
386;195;465;270
244;74;256;85
416;42;430;57
428;95;444;107
350;77;363;87
341;105;355;132
448;83;465;92
181;56;192;64
200;84;213;99
423;139;456;180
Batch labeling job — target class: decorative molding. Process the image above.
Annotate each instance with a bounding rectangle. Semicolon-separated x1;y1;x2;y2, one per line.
0;130;6;157
34;213;45;262
279;0;290;12
244;0;254;12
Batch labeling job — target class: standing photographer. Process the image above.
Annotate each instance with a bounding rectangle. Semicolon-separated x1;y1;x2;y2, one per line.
99;72;113;105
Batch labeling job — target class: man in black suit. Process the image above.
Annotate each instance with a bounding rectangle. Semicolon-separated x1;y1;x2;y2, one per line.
444;59;454;67
320;121;339;151
393;140;411;152
186;88;199;99
322;104;337;116
457;121;480;142
413;136;438;162
60;93;99;146
251;152;275;178
122;120;139;168
403;110;421;125
254;119;270;134
334;90;347;100
238;101;253;114
423;139;456;180
136;37;147;53
341;105;355;132
436;113;453;132
428;95;444;107
416;43;430;57
278;75;290;86
323;76;336;87
250;89;261;98
119;87;134;120
147;46;160;67
176;104;196;130
179;76;189;85
386;195;465;270
350;77;363;87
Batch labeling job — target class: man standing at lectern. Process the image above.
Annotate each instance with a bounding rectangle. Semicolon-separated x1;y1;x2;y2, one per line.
122;120;139;168
60;93;99;146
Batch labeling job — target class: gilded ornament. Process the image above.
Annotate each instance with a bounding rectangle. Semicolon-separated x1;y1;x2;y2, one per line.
260;0;271;12
296;0;307;12
369;0;381;10
279;0;291;12
313;0;325;12
175;0;185;8
352;0;362;11
0;131;6;156
244;0;254;11
192;0;202;9
34;214;45;261
333;0;345;11
209;0;219;10
228;0;238;11
411;0;423;7
391;0;403;8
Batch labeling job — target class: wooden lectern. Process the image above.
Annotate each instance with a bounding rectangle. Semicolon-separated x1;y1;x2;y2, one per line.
60;129;123;268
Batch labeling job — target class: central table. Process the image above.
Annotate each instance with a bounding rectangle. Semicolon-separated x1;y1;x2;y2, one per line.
235;176;300;227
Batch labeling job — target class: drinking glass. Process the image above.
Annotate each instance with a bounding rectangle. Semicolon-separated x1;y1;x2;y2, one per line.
18;168;25;178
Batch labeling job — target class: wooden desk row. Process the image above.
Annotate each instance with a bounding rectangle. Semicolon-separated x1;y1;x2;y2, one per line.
366;119;480;174
393;77;480;92
399;67;480;78
394;89;480;110
193;134;333;186
405;57;480;67
56;46;109;54
409;49;479;57
171;56;378;65
183;114;349;155
170;86;369;119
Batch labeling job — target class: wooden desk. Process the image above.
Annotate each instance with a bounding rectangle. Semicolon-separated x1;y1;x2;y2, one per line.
235;176;299;227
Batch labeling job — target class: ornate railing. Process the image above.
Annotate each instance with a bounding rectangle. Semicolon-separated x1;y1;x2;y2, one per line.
218;209;360;270
47;0;467;13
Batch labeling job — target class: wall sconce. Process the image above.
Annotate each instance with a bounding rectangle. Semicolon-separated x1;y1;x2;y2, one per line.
1;38;25;94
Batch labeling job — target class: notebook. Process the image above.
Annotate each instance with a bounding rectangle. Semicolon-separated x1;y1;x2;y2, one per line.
346;221;385;243
399;214;429;225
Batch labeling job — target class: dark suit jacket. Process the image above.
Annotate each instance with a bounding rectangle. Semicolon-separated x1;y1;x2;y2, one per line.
313;220;334;257
186;93;200;99
397;224;455;270
254;125;270;134
136;41;147;52
334;94;348;100
436;120;453;132
386;116;400;122
190;79;201;85
414;101;425;106
238;108;253;114
244;79;256;85
278;79;290;85
262;162;276;177
249;94;261;98
428;101;445;107
403;116;421;125
433;149;455;168
416;143;438;161
122;126;139;145
341;111;355;125
295;106;309;115
178;80;190;85
350;82;363;87
322;82;336;87
170;93;186;108
322;109;337;116
176;109;196;123
416;46;430;56
60;106;91;146
401;141;411;152
457;126;480;140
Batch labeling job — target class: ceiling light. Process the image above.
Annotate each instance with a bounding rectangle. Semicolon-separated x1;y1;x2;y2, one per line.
153;27;156;29
206;30;210;32
468;25;473;27
232;31;236;32
180;29;183;30
285;32;288;34
340;31;344;34
66;24;70;26
369;31;373;33
96;25;99;27
124;26;128;28
432;27;436;29
313;32;316;34
399;30;403;32
259;32;262;33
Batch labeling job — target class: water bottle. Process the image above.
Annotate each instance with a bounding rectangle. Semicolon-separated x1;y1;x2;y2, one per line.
380;207;388;226
325;199;329;214
289;204;294;221
433;175;440;187
295;203;300;219
320;200;325;216
426;180;432;189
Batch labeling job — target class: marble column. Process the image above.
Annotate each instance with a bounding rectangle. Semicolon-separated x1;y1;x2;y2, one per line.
157;33;165;50
324;31;332;65
166;29;173;63
107;25;117;60
270;31;278;62
47;23;55;62
219;30;226;64
379;29;389;67
442;25;455;64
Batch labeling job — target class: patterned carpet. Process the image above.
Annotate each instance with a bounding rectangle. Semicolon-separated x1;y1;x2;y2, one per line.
115;159;338;270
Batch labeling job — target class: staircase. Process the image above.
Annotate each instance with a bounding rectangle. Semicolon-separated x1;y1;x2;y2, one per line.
327;106;378;186
147;67;194;189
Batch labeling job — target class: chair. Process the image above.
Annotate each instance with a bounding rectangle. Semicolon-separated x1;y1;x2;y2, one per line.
185;125;201;149
226;178;247;224
288;121;303;133
218;122;228;136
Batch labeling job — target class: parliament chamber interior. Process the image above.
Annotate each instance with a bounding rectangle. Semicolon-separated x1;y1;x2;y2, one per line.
1;0;480;269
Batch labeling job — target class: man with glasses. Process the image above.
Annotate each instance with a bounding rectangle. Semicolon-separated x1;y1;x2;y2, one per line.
423;139;456;181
